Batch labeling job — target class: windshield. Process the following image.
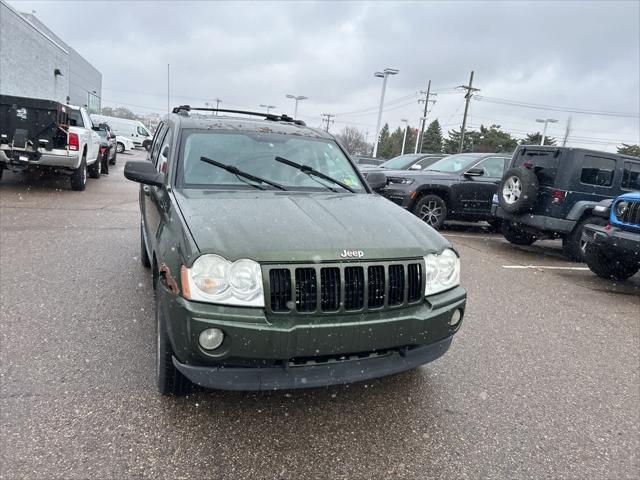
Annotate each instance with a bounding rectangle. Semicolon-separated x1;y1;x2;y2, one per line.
380;154;423;170
426;153;486;173
178;130;365;192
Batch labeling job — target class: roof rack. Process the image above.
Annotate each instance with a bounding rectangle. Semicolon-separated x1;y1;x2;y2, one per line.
171;105;306;126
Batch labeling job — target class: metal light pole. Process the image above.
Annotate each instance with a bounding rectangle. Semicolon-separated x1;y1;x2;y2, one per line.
286;94;308;118
400;119;409;155
372;68;399;158
536;118;558;145
260;104;277;114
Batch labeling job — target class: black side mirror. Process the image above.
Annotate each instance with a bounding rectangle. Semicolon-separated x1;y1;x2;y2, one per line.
366;171;387;191
124;161;164;187
465;167;484;177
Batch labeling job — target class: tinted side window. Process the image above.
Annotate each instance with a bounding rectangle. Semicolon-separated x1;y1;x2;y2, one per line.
156;130;172;173
513;149;561;186
68;110;84;128
580;155;616;187
622;161;640;190
150;124;168;165
476;157;507;177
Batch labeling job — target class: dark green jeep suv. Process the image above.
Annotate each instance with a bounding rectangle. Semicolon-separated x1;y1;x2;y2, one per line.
124;107;466;394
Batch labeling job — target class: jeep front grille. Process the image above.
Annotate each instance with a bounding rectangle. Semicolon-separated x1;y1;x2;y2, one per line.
264;260;424;314
617;200;640;225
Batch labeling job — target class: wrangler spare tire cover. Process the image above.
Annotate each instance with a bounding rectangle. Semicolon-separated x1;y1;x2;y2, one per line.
499;167;539;214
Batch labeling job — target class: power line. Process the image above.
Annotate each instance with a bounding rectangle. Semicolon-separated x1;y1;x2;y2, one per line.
475;95;639;118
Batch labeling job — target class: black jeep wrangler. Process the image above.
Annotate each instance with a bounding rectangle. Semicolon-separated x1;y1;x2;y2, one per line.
492;146;640;261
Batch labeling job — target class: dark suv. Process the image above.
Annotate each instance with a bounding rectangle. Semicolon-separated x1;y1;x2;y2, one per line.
123;107;466;394
492;146;640;261
582;192;640;280
381;152;511;229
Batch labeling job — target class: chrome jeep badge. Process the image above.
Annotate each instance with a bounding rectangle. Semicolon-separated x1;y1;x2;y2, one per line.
340;249;364;259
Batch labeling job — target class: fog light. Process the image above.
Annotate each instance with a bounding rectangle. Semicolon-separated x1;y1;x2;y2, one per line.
199;328;224;350
449;309;462;328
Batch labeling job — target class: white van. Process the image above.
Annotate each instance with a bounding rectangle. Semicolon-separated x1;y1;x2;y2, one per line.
90;114;153;149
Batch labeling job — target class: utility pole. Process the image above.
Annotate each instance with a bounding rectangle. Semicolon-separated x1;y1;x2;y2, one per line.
458;71;480;153
415;80;437;153
400;119;409;155
321;113;335;132
562;116;572;147
167;64;170;116
214;98;222;115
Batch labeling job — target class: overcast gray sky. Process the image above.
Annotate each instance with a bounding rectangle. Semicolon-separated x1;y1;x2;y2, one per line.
9;0;640;150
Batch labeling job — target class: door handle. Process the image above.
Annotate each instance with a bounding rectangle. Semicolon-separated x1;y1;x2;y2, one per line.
142;185;151;196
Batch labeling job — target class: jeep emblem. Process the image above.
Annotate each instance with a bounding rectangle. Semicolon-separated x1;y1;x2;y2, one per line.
340;249;364;259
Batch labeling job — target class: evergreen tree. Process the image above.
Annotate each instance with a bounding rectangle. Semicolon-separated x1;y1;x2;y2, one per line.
617;144;640;157
376;123;393;158
519;132;556;146
421;119;443;153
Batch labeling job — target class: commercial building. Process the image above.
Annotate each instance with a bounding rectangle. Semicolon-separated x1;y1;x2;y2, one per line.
0;0;102;111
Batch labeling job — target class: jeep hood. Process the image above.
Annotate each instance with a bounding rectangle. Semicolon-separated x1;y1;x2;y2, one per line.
174;190;450;263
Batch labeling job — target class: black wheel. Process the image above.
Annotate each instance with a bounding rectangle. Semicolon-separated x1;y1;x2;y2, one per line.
116;142;125;154
584;243;639;280
109;149;117;165
499;167;538;213
413;194;447;229
88;153;101;179
563;216;608;262
501;220;537;246
156;294;191;396
141;222;151;268
487;218;503;232
70;154;87;191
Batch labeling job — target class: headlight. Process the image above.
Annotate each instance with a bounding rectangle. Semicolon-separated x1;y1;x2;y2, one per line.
614;201;628;219
423;249;460;296
387;177;414;185
182;255;264;307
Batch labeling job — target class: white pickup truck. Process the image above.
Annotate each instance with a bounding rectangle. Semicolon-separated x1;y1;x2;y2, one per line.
0;95;101;191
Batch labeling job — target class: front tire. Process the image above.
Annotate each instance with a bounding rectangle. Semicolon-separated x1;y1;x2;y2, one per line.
584;243;639;280
501;220;537;246
156;294;191;396
563;216;608;262
116;142;125;153
70;155;87;191
413;194;447;229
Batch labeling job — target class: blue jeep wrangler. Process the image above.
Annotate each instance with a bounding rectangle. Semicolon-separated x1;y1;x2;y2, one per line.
582;192;640;280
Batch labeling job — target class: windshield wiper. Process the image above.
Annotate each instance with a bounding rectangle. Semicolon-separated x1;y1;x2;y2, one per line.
200;156;286;191
274;156;355;193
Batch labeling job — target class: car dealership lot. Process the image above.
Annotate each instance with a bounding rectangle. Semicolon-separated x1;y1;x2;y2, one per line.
1;149;638;479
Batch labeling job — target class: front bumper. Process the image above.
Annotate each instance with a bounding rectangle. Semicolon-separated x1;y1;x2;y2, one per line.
582;224;640;259
159;284;466;390
492;205;575;233
174;335;453;391
380;187;413;208
0;148;80;169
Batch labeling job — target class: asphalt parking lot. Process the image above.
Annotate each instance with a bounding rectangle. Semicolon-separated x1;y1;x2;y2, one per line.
1;149;638;480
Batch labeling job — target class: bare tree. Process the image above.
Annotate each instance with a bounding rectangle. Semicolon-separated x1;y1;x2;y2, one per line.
335;126;372;156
